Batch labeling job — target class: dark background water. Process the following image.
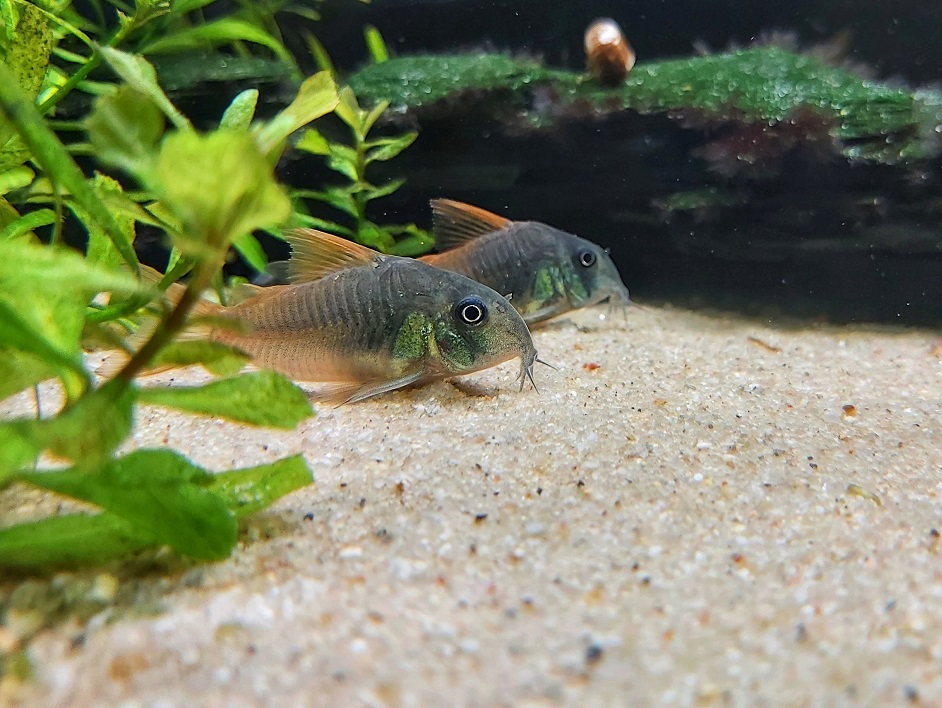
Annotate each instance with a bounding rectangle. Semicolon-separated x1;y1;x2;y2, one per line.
276;0;942;326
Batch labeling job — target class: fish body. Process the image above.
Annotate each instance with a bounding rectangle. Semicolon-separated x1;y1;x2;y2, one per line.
139;230;537;403
421;199;631;326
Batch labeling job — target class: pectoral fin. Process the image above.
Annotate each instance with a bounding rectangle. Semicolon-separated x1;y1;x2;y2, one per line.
310;371;428;405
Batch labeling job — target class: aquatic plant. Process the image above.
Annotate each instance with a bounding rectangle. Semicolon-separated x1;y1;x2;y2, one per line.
0;5;343;572
293;85;435;256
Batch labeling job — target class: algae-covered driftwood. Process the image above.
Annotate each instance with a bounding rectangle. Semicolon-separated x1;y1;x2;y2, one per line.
349;47;942;165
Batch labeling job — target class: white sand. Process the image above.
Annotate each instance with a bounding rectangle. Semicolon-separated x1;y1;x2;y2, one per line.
3;305;942;706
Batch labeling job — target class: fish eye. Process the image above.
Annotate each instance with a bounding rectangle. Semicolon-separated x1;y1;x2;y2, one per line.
455;297;488;326
578;248;597;268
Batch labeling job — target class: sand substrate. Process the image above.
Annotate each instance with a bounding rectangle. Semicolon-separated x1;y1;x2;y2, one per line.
2;305;942;706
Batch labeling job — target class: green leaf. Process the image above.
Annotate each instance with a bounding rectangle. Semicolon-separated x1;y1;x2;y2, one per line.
0;2;53;99
0;207;55;241
220;89;258;130
19;449;237;560
295;128;329;155
291;213;355;238
171;0;218;14
232;231;268;272
0;165;34;195
334;86;362;134
0;299;86;385
75;174;137;273
304;32;334;76
208;455;313;520
98;47;191;132
0;63;140;270
41;381;136;462
363;25;389;64
86;86;165;178
154;130;291;255
361;100;390;135
141;18;294;66
297;186;357;217
150;340;250;377
139;370;313;428
0;239;143;398
0;513;156;570
0;420;42;479
325;143;359;181
0;382;135;474
386;225;436;257
253;71;339;158
366;131;416;162
0;351;56;403
365;177;406;201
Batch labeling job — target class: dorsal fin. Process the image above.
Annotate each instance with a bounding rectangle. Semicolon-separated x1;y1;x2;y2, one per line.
284;228;383;283
431;199;512;251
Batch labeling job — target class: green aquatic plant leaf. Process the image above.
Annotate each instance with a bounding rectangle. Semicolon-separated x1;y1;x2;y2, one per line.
362;177;405;201
0;454;313;569
220;88;259;129
0;382;134;475
98;47;191;132
253;71;339;158
363;25;389;64
232;231;268;272
325;142;358;181
0;512;156;570
0;239;143;398
154;129;291;255
140;18;294;66
0;164;34;195
0;352;56;403
18;449;237;561
75;174;138;272
334;85;361;134
0;1;54;99
366;132;416;163
150;340;250;377
86;86;165;179
296;127;329;155
0;207;54;241
0;63;140;270
207;454;312;520
138;370;313;428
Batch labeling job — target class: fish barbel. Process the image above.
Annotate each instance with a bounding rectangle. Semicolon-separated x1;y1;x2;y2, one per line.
132;229;538;403
420;199;632;327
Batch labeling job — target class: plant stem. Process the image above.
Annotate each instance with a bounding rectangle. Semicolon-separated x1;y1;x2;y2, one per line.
353;130;368;236
38;15;138;115
114;258;218;382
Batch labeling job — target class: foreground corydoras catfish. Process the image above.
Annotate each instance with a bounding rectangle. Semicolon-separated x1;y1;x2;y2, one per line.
420;199;631;326
134;229;538;404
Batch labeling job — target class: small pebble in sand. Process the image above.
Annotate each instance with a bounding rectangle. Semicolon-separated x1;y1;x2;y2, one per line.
338;546;363;559
842;404;858;418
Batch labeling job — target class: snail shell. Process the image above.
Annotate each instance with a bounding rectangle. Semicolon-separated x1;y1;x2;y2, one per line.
584;18;635;85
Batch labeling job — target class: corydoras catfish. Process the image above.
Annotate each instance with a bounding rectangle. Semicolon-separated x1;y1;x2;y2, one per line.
420;199;631;326
123;229;538;403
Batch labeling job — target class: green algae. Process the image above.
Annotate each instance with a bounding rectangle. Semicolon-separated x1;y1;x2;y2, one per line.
348;47;942;164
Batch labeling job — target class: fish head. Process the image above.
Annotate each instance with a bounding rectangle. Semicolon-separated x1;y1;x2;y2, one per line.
557;231;631;310
429;275;537;380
